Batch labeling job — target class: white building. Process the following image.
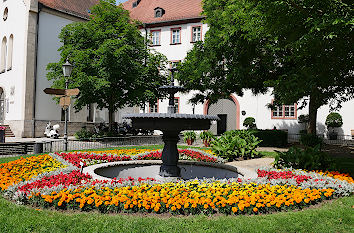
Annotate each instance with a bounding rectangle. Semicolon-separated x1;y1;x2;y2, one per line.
0;0;352;138
0;0;138;137
123;0;354;137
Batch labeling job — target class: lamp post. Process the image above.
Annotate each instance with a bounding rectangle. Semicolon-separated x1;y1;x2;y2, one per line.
62;60;73;151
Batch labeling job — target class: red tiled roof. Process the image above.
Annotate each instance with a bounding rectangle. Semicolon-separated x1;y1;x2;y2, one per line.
39;0;99;19
122;0;204;24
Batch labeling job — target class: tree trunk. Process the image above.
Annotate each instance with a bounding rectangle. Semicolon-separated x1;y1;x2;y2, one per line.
307;94;318;135
108;107;114;132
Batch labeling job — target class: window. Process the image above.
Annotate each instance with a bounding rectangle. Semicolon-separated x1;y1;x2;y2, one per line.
174;97;180;113
154;7;165;18
7;34;13;71
150;30;160;46
171;28;181;44
191;26;202;42
271;102;297;119
0;37;7;73
149;101;158;113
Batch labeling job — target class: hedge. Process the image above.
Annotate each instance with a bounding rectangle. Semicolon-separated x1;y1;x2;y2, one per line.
247;129;288;147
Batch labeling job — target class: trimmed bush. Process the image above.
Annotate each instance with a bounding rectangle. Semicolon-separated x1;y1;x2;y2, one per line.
211;130;261;161
274;145;335;171
300;133;323;148
248;129;288;147
243;117;256;129
74;127;94;140
325;112;343;128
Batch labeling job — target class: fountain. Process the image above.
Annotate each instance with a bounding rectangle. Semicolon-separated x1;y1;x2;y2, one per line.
83;69;249;180
123;68;219;177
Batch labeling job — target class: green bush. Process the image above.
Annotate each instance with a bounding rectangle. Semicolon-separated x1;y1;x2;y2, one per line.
74;127;94;140
211;130;261;161
183;131;197;142
300;133;323;148
243;117;256;129
248;129;288;147
274;145;335;171
325;112;343;128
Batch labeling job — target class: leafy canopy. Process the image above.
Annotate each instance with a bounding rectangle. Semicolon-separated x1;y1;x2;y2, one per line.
47;0;168;113
177;0;354;109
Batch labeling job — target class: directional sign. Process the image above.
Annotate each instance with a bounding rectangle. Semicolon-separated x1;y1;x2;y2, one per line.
44;88;66;95
44;88;80;96
65;88;80;96
60;96;71;107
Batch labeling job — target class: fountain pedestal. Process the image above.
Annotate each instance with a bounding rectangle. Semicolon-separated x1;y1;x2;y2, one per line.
160;131;181;177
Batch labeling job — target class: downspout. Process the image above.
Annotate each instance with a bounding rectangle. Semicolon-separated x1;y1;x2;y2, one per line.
32;3;42;137
143;23;148;113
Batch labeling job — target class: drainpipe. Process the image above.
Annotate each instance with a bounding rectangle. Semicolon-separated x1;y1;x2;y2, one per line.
32;4;42;138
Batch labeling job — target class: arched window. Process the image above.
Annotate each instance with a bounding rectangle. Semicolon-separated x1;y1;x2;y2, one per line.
0;37;7;73
7;35;13;70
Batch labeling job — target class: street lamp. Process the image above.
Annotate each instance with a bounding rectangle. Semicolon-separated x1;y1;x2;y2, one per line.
62;59;73;151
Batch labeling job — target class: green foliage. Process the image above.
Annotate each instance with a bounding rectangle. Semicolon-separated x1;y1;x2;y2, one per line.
243;117;257;129
177;0;354;134
298;114;309;124
211;130;261;161
248;129;288;147
183;131;197;142
46;0;168;125
74;128;94;140
300;134;323;148
325;112;343;128
274;146;335;171
199;131;214;141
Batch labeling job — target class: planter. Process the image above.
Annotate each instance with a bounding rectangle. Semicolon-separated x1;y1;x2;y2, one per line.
329;132;338;140
186;139;194;145
203;140;211;147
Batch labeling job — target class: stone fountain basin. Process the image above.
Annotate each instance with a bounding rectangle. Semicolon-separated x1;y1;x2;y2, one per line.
83;160;244;181
123;113;219;131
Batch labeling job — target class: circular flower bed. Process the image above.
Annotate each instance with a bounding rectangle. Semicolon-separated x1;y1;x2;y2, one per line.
1;148;353;215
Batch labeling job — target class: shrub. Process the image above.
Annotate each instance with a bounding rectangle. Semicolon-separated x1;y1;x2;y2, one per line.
199;131;214;147
248;129;288;147
183;131;196;142
300;133;323;148
243;117;256;129
274;145;335;171
211;130;261;161
74;127;94;140
325;112;343;128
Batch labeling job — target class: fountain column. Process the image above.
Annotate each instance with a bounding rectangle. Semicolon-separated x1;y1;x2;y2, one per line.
159;131;181;177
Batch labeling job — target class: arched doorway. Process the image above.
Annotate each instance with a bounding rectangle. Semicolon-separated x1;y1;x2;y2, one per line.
204;95;240;135
0;88;4;123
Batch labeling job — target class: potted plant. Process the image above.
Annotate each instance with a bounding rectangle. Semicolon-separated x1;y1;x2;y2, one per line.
199;131;214;147
325;112;343;140
243;117;257;129
183;131;196;145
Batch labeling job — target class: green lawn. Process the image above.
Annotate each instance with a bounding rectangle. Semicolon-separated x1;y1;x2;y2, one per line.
0;195;352;233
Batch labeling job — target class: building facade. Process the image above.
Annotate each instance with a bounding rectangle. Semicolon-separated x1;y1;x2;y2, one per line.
0;0;138;137
123;0;354;137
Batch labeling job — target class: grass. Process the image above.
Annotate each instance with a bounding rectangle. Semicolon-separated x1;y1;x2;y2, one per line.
0;195;352;232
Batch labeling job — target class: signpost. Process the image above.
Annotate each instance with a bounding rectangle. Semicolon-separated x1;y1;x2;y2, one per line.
43;87;80;151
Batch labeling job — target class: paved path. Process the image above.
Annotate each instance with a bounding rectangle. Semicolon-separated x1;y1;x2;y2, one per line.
226;158;275;179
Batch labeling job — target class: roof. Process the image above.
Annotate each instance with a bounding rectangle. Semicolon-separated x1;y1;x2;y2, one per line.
122;0;204;25
39;0;99;19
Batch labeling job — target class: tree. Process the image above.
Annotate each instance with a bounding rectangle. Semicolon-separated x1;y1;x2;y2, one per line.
47;0;168;128
177;0;353;134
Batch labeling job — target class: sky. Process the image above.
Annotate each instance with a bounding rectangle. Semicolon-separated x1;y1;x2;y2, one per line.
116;0;128;4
